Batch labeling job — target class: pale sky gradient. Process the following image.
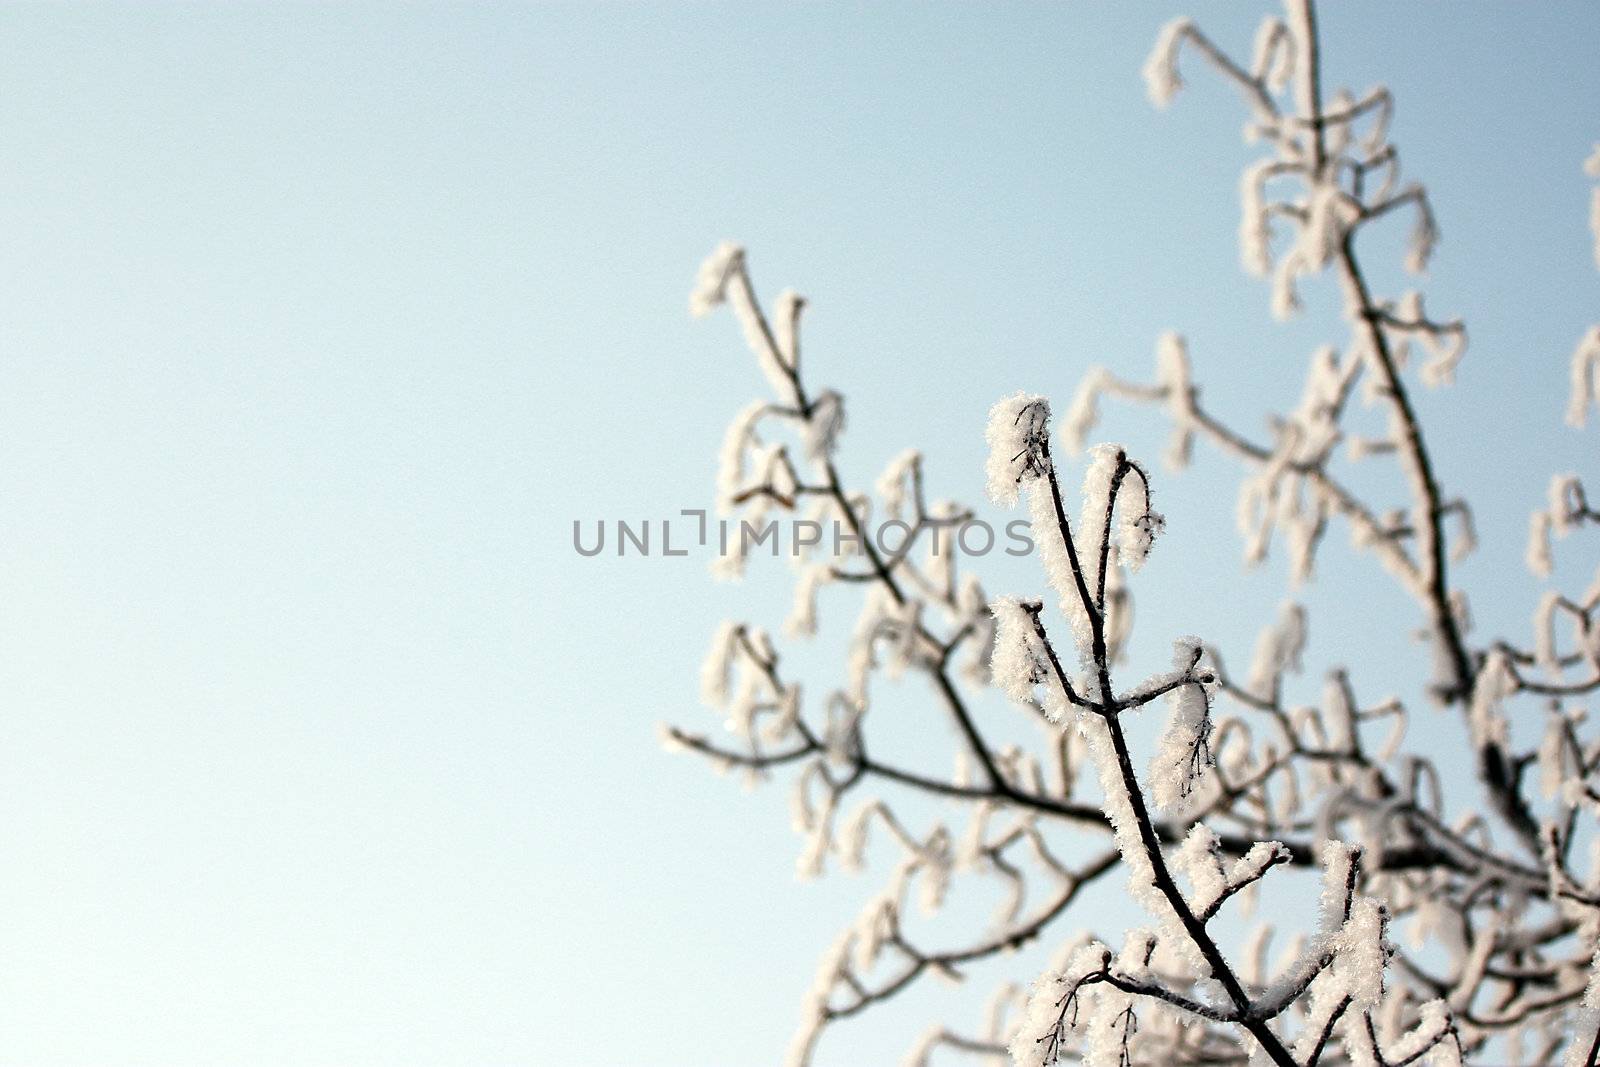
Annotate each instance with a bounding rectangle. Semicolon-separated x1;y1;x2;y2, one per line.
2;4;1597;1066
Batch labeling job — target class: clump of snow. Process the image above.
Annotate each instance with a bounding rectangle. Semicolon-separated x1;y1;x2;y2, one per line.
1567;327;1600;428
1142;18;1193;109
985;392;1052;506
1151;640;1214;811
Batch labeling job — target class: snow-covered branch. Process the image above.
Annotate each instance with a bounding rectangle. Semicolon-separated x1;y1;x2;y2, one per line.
667;3;1600;1063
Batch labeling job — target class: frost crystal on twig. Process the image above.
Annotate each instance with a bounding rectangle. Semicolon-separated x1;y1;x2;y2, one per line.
667;5;1600;1064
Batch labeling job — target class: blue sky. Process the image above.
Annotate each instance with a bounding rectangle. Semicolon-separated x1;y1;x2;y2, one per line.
1;4;1597;1066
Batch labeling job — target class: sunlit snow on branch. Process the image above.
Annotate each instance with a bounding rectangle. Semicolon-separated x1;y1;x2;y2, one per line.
665;3;1600;1064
